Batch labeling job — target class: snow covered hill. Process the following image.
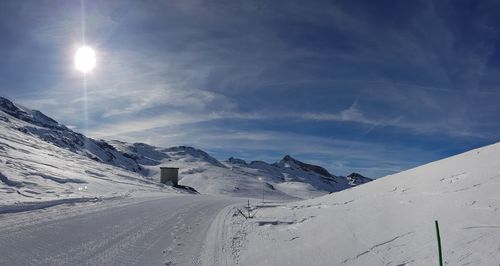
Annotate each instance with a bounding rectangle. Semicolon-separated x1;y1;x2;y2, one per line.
0;96;370;203
0;97;145;174
109;140;371;199
220;142;500;265
0;100;174;207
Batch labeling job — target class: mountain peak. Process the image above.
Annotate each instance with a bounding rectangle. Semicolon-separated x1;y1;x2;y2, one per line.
227;157;247;165
347;172;366;179
0;96;20;113
0;96;61;129
164;146;227;168
277;155;334;178
346;172;372;185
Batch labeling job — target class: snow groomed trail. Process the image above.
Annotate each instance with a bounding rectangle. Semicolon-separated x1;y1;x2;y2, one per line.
0;195;242;265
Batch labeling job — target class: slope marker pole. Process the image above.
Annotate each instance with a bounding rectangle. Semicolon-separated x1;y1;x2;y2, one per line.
435;220;443;266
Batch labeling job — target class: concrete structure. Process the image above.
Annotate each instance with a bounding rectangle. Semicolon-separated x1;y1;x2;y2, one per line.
160;167;179;186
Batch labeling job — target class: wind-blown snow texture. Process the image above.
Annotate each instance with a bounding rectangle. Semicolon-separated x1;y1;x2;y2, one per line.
220;142;500;265
0;96;370;205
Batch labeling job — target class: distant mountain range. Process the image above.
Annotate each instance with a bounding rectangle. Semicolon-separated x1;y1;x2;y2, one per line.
0;96;371;202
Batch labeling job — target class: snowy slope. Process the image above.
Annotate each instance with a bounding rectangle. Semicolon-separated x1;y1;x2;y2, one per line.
0;97;145;174
110;141;294;199
110;140;371;199
225;156;369;199
0;96;370;202
221;142;500;265
0;98;176;206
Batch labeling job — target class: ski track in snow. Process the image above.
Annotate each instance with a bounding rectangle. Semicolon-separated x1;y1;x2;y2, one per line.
0;195;242;266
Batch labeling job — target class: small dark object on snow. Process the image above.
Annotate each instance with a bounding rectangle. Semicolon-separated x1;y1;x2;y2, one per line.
173;184;198;194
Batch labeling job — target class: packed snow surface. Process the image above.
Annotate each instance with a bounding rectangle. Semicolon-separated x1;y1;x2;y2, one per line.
0;195;242;265
216;142;500;265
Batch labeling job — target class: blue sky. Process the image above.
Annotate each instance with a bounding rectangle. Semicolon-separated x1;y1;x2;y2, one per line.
1;0;500;178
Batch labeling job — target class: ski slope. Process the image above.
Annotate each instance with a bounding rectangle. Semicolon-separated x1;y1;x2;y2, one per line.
0;195;241;265
219;142;500;265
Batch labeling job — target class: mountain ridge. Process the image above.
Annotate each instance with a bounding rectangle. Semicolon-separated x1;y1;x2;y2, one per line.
0;96;371;199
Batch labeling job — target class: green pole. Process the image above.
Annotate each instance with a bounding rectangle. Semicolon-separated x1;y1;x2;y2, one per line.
435;220;443;266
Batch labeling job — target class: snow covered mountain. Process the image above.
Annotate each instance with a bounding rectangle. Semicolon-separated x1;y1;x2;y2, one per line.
222;155;371;199
223;141;500;265
0;98;174;207
346;172;372;186
0;96;370;202
0;97;145;174
109;139;371;199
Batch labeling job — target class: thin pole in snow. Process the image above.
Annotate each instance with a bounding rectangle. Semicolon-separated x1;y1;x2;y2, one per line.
258;177;264;204
435;220;443;266
262;181;264;204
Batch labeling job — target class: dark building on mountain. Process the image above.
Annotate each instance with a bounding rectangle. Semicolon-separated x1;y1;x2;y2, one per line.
160;167;179;186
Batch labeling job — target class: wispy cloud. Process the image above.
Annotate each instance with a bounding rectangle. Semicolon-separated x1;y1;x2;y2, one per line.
3;0;500;178
88;103;375;138
301;102;379;124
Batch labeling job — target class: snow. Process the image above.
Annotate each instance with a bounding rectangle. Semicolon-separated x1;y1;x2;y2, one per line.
114;141;368;199
214;142;500;265
111;141;370;200
0;99;179;206
1;96;370;207
1;95;499;265
0;195;242;265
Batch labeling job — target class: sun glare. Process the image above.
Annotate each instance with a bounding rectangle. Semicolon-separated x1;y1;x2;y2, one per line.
74;46;96;73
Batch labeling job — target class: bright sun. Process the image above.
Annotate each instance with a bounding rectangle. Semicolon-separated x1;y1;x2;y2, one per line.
74;46;96;73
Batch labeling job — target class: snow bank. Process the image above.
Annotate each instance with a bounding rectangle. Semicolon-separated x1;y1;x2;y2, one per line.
220;142;500;265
